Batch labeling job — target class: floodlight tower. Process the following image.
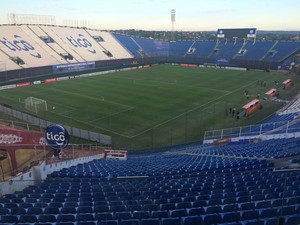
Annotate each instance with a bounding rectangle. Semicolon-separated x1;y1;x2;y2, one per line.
171;9;176;42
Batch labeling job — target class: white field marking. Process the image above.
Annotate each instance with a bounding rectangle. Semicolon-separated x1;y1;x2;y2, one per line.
130;80;259;138
117;76;230;93
73;117;132;138
57;108;77;116
50;88;134;109
45;100;77;115
201;101;224;113
87;107;134;123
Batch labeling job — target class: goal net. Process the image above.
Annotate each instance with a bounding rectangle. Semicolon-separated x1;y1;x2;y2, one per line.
25;97;48;113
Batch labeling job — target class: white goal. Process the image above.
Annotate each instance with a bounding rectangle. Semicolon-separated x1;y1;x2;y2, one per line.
25;97;48;113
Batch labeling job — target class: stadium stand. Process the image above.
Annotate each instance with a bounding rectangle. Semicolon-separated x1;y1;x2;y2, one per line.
0;24;299;79
186;41;216;58
217;41;244;61
263;41;300;62
279;96;300;115
0;143;299;224
169;41;193;57
1;24;300;224
112;33;145;58
87;30;134;59
0;50;22;71
39;25;111;62
0;25;63;68
234;41;275;61
133;37;169;57
27;25;70;63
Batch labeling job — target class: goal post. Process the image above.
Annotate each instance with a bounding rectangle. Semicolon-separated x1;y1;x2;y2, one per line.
25;97;48;113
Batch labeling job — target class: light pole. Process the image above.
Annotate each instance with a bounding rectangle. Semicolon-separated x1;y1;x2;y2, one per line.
171;9;176;42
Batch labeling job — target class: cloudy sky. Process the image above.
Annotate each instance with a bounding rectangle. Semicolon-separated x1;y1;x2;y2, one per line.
0;0;299;31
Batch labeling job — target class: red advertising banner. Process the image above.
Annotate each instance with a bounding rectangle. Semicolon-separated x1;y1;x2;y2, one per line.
0;124;44;146
43;78;58;83
104;150;128;160
16;82;32;87
180;64;197;67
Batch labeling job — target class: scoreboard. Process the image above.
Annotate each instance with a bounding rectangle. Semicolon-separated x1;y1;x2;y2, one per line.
217;28;257;40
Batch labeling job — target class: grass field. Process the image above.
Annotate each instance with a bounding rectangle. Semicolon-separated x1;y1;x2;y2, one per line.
0;64;299;149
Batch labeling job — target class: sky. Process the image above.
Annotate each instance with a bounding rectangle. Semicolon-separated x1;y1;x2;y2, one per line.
0;0;299;31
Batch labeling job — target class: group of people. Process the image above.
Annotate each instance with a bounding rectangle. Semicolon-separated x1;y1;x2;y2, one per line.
257;80;267;87
226;107;240;121
244;89;260;100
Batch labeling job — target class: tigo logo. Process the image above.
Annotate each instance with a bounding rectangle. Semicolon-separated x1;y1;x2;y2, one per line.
44;124;69;150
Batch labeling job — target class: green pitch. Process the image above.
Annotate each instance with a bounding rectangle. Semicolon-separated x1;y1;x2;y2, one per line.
0;64;299;149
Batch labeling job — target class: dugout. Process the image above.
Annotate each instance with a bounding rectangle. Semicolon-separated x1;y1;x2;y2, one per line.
242;99;260;116
283;79;293;89
265;88;278;100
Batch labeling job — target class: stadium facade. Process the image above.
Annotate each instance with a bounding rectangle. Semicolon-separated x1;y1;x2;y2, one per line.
0;25;299;83
1;24;300;225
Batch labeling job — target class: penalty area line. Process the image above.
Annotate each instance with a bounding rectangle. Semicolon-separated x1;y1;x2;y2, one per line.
87;107;135;123
130;80;259;138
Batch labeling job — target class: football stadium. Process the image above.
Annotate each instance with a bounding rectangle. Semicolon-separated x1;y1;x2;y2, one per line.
0;3;300;225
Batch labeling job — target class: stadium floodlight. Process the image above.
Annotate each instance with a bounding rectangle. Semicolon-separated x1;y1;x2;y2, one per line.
171;9;176;42
25;97;48;113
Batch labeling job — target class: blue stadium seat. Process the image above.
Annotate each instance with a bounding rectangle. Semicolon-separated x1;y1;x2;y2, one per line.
206;205;222;214
38;214;57;223
57;214;76;222
240;202;255;211
221;212;241;223
61;206;77;214
161;217;181;225
170;209;188;218
110;205;127;212
202;214;222;225
182;216;202;225
193;200;207;207
114;212;132;220
223;197;236;204
77;222;96;225
27;206;43;214
34;202;48;208
95;212;114;220
79;201;93;207
132;211;150;219
0;208;10;215
49;202;63;208
140;218;160;225
64;202;78;207
280;205;297;216
119;219;140;225
18;215;38;223
19;202;33;208
222;204;239;212
144;204;160;211
286;215;300;225
259;208;278;218
255;200;271;209
240;210;260;221
4;203;18;208
10;207;27;214
0;215;19;223
243;220;264;225
97;220;118;225
0;198;10;204
94;205;110;213
77;206;94;213
188;207;205;216
151;210;169;218
76;213;95;222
